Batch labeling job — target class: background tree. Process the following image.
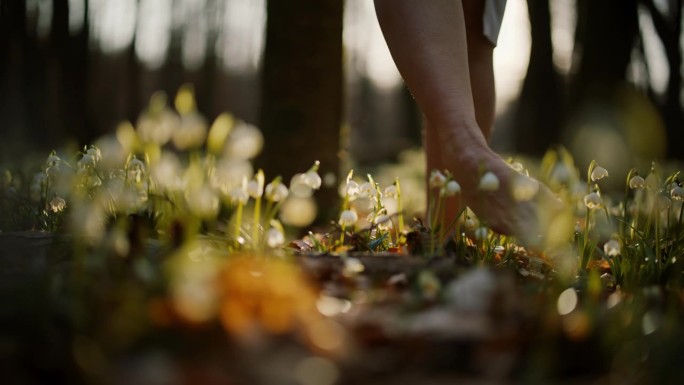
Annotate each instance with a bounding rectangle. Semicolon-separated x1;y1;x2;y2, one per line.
513;0;564;156
258;0;344;217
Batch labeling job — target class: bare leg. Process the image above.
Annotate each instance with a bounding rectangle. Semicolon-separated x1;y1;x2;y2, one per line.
375;0;560;241
426;0;495;225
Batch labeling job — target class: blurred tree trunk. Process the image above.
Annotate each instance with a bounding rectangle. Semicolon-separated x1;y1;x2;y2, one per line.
259;0;344;220
570;0;638;101
565;0;640;168
44;0;91;145
0;0;29;153
641;0;684;159
513;0;563;156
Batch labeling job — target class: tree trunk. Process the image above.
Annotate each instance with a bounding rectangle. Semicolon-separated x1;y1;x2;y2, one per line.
259;0;344;221
641;0;684;159
513;0;563;156
570;0;638;101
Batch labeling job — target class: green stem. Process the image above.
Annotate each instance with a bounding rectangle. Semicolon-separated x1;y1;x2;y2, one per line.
395;178;405;244
234;201;243;248
622;168;635;239
252;196;262;250
339;225;346;246
582;209;592;271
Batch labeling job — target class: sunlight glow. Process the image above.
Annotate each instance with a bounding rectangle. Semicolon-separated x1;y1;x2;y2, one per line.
68;0;86;34
550;0;576;74
557;288;578;315
136;0;172;69
493;0;531;114
344;0;401;89
638;7;668;95
182;0;208;70
90;0;137;54
219;0;266;72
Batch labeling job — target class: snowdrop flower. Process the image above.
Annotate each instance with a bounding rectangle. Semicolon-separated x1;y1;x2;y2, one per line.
210;159;253;195
126;157;146;184
478;171;500;192
671;185;684;201
224;122;263;160
357;182;375;198
603;239;621;257
591;165;609;181
338;180;360;198
303;162;322;190
381;196;399;216
247;171;265;199
172;113;208;150
629;174;645;189
303;171;322;190
338;209;358;227
373;214;392;230
289;173;314;198
266;227;285;248
384;185;398;199
229;186;249;205
429;170;447;189
265;181;288;202
46;162;63;180
583;191;603;210
474;226;489;240
137;107;180;145
46;153;61;167
441;180;461;197
49;196;66;213
246;180;262;199
464;217;476;231
77;153;96;169
86;146;102;163
151;152;183;191
550;163;571;185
